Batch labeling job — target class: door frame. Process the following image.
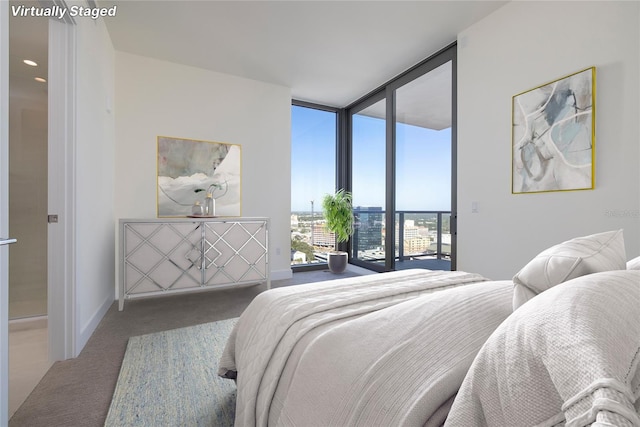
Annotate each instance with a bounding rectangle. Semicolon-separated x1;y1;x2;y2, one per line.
48;14;77;361
346;92;388;272
0;5;76;422
345;43;457;272
1;2;11;424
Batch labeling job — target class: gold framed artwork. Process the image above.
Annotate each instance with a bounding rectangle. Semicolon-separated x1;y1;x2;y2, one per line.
512;67;595;194
157;136;241;217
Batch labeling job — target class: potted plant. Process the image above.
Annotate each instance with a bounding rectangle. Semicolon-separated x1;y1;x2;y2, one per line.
322;188;354;273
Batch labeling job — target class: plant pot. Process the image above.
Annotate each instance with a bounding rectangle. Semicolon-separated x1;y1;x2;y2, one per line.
327;251;348;274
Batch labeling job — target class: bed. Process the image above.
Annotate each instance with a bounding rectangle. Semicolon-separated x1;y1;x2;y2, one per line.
218;229;640;426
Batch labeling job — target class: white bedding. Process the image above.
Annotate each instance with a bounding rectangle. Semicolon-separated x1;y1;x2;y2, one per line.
218;269;514;427
445;270;640;427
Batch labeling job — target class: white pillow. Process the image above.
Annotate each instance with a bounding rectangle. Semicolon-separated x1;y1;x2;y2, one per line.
628;255;640;270
512;229;626;310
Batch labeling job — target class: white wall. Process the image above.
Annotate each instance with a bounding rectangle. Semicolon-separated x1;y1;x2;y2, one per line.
457;1;640;279
114;53;292;281
74;10;116;351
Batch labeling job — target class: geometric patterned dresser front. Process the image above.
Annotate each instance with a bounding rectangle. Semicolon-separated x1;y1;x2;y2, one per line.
119;218;269;310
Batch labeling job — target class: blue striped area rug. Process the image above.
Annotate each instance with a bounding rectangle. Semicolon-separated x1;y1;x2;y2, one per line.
105;318;238;426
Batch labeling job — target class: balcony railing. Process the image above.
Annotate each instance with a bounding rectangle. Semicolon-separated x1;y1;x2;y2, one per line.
352;209;451;264
291;209;451;270
396;210;451;261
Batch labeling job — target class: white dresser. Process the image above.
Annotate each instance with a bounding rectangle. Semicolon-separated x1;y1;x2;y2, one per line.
119;217;269;310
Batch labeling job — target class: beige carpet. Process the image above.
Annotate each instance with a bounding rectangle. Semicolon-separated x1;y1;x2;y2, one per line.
9;269;363;427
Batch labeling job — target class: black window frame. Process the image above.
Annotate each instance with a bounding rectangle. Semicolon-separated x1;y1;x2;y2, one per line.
291;42;457;273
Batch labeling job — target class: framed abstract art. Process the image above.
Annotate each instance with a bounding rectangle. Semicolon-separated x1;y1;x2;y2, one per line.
512;67;595;194
157;136;241;217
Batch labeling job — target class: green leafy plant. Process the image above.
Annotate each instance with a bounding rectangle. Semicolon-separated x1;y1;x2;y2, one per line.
322;189;354;245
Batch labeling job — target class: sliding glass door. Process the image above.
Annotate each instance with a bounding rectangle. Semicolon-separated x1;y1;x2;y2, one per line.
349;45;455;272
394;60;452;271
351;98;387;271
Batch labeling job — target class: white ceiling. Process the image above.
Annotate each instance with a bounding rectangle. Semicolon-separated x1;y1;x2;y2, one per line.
361;60;452;130
9;1;49;102
101;0;507;108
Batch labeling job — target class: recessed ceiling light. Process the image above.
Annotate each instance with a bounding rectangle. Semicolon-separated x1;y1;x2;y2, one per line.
23;59;38;67
35;77;46;83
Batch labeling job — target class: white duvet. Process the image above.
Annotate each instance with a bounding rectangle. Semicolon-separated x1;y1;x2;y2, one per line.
445;270;640;427
218;269;514;427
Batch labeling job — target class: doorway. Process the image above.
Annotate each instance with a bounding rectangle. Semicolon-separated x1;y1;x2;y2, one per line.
348;44;456;272
7;9;51;417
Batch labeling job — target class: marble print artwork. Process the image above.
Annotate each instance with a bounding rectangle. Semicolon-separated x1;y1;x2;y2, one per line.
512;67;595;194
157;136;241;217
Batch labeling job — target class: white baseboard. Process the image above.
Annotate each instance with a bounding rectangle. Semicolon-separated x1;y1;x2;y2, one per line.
9;316;48;332
270;268;293;281
76;293;113;357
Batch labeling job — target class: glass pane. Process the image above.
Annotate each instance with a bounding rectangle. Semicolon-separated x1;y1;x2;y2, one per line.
9;14;49;317
351;99;386;268
394;61;452;271
290;105;336;266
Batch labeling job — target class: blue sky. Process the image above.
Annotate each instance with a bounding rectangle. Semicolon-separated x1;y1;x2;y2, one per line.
291;106;337;213
291;105;451;212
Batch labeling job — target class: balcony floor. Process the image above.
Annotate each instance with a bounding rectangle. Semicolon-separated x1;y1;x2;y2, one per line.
394;257;452;271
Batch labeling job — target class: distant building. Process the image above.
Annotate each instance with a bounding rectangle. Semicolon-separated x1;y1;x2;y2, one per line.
401;225;419;241
291;250;307;264
404;236;431;254
353;206;383;254
311;221;335;248
418;228;430;237
396;221;431;254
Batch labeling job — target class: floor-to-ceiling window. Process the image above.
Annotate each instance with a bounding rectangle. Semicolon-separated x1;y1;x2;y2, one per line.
290;102;337;269
348;43;456;272
291;44;456;273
